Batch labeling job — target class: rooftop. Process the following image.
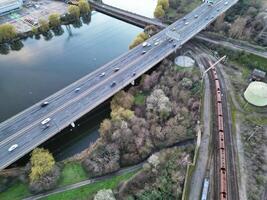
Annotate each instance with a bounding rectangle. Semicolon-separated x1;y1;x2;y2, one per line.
244;81;267;107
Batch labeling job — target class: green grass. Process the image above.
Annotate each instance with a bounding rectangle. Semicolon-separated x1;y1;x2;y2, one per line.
134;93;146;106
41;170;138;200
0;181;30;200
59;162;87;186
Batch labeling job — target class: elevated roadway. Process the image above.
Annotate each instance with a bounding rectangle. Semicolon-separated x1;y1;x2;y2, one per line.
0;0;237;170
89;0;167;29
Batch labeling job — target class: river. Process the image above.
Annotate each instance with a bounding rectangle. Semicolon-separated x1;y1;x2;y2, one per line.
0;0;156;163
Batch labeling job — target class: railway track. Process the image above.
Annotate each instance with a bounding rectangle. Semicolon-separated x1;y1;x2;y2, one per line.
199;54;239;200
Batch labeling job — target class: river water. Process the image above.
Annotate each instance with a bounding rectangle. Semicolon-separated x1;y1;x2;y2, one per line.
0;0;156;162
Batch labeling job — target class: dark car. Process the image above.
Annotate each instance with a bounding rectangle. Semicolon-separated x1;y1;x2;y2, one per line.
111;81;116;87
41;101;49;107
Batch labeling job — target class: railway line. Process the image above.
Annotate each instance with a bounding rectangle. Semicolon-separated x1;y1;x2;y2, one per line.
198;54;239;200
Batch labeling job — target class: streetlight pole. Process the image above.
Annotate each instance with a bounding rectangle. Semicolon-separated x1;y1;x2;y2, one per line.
202;55;226;80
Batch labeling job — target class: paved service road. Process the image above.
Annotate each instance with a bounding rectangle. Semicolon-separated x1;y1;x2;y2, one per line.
0;0;238;170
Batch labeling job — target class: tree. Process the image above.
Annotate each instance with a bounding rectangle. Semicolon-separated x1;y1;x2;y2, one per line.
99;119;112;141
111;106;134;121
68;5;80;19
129;32;149;49
111;91;134;110
146;89;172;117
94;189;116;200
29;148;55;182
154;5;165;18
28;148;60;193
38;18;49;33
0;24;17;42
49;13;61;27
158;0;169;10
78;0;91;14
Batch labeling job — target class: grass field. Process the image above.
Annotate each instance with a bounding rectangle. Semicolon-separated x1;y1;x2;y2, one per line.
58;162;88;186
0;181;30;200
41;170;138;200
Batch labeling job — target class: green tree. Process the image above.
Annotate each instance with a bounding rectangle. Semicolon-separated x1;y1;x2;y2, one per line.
68;5;80;19
154;5;165;18
0;24;17;42
158;0;169;10
29;148;55;182
49;13;61;27
38;18;49;33
78;0;91;14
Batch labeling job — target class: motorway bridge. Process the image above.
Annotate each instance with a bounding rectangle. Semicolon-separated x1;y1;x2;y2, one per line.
0;0;238;170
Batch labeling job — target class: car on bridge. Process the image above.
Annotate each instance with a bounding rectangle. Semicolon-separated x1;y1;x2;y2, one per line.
100;72;105;77
114;67;120;72
41;101;49;107
111;81;116;87
41;118;51;129
8;144;18;152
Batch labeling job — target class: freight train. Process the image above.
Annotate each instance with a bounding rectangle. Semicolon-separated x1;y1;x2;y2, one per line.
211;67;227;200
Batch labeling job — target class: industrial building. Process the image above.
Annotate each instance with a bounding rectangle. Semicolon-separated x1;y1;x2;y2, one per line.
0;0;23;16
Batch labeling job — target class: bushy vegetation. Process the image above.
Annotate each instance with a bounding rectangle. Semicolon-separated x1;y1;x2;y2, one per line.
29;148;60;193
0;24;17;43
115;146;194;200
80;59;201;178
129;32;149;49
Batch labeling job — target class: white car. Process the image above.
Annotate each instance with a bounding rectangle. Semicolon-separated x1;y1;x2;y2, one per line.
224;2;228;5
41;118;51;125
8;144;18;152
185;22;189;25
142;42;148;47
154;42;159;46
75;87;80;92
100;72;105;77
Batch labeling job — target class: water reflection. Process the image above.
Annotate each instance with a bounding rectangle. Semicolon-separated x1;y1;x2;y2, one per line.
0;12;141;122
103;0;157;18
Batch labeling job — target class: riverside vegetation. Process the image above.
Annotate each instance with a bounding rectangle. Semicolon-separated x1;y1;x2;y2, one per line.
0;57;201;199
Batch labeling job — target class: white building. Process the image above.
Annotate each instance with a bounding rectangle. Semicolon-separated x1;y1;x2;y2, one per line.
0;0;23;16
